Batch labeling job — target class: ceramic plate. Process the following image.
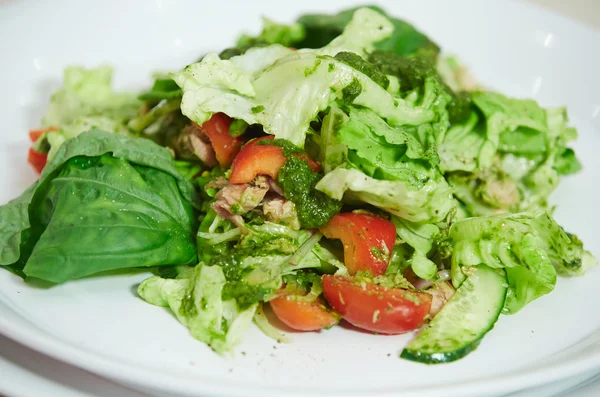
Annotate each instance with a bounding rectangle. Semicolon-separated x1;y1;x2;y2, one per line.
2;333;600;397
1;1;600;396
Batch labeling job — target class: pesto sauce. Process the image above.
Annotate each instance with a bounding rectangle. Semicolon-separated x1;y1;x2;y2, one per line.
180;292;198;317
209;251;274;310
367;50;435;93
277;156;342;229
367;50;472;123
218;41;269;60
334;51;389;90
255;138;303;156
304;59;323;77
229;119;249;137
341;78;362;103
446;92;473;125
222;281;271;309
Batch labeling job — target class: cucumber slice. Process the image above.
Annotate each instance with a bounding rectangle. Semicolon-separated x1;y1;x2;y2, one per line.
401;265;507;364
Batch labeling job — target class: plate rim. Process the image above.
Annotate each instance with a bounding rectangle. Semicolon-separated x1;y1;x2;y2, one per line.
2;296;600;397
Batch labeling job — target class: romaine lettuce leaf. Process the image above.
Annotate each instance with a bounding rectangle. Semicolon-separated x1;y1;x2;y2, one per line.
35;66;140;158
391;217;440;280
449;210;595;313
0;130;197;283
471;92;547;135
138;78;182;102
237;17;306;48
37;116;128;161
393;217;439;254
315;167;454;224
308;8;393;58
296;6;439;59
446;92;582;217
42;65;140;127
438;112;497;172
312;76;455;225
173;8;434;147
138;264;258;355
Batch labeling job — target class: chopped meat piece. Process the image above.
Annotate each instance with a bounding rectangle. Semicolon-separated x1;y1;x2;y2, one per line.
266;176;285;196
212;176;270;226
424;281;455;317
205;176;229;191
263;196;300;230
180;124;217;167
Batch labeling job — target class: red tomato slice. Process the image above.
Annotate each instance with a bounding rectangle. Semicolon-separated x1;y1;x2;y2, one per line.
322;275;432;334
229;136;320;184
319;211;396;276
29;127;58;142
199;113;243;169
270;294;339;331
28;147;47;174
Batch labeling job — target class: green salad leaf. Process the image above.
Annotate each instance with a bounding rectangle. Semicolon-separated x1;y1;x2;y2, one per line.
438;111;496;172
0;130;197;283
296;6;439;59
138;78;182;102
449;210;595;313
316;167;454;224
42;66;140;127
237;17;306;48
142;207;342;353
444;91;582;217
138;264;258;355
35;66;140;159
173;8;435;147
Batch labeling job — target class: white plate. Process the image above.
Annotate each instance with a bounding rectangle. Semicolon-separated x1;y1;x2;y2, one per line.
1;1;600;397
0;334;147;397
2;333;600;397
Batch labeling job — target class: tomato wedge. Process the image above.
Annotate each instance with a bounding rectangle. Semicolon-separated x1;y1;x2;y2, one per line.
322;275;432;334
270;294;339;331
28;147;47;174
27;127;58;173
319;211;396;276
29;126;58;142
198;113;243;169
229;136;320;184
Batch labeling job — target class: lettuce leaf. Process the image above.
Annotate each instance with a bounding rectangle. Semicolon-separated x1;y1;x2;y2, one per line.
449;210;595;313
314;78;455;225
315;167;454;224
237;17;306;48
296;6;439;59
173;8;434;147
392;217;440;279
438;111;497;172
0;130;197;283
42;65;140;127
142;211;338;353
446;92;582;217
35;66;140;159
138;264;258;355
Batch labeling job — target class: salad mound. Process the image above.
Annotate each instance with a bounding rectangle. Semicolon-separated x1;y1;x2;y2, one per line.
0;6;595;363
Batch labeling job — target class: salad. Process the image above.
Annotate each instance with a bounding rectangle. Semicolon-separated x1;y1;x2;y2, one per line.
0;6;595;364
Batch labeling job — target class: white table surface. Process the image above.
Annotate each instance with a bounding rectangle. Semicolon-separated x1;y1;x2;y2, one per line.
0;0;598;396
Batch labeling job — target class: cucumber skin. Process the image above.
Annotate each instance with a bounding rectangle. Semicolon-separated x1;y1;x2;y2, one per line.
401;267;507;364
400;339;482;364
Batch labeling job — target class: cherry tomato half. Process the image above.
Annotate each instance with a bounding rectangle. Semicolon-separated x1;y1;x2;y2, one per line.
322;275;431;334
320;211;396;276
229;136;320;184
